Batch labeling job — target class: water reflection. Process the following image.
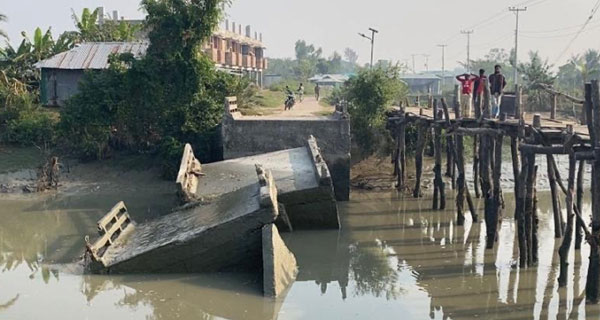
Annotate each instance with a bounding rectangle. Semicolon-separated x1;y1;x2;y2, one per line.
2;189;600;319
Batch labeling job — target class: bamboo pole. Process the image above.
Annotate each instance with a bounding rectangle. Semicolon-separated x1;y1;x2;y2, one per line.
576;159;585;250
473;86;482;199
480;79;496;249
517;146;529;267
548;154;564;238
511;120;523;219
413;121;427;198
432;99;446;210
558;136;576;287
586;80;600;303
487;129;504;249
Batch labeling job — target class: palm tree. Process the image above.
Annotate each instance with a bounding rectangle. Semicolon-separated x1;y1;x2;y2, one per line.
0;13;8;39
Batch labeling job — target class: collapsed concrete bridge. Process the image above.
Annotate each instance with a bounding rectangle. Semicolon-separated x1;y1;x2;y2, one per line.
85;166;297;297
177;135;340;230
83;136;342;297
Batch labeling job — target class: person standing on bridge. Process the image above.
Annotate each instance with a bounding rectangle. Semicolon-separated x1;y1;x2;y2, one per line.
456;73;477;118
472;69;487;115
489;64;507;118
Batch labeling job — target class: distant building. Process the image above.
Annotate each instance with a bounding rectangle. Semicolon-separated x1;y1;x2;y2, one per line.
34;42;148;107
203;20;267;86
399;74;442;95
308;74;351;87
34;13;268;107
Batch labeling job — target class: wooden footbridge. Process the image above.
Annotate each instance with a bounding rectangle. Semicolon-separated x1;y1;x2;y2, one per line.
387;80;600;303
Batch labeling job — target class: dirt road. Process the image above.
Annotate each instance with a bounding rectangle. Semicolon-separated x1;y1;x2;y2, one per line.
271;96;334;117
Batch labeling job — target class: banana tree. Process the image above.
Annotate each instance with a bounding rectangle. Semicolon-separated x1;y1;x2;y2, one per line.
0;13;7;39
72;8;100;42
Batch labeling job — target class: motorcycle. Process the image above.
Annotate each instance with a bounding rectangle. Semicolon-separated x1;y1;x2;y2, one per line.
285;94;296;110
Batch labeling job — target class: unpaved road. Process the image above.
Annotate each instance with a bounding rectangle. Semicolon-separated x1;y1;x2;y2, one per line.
271;96;334;117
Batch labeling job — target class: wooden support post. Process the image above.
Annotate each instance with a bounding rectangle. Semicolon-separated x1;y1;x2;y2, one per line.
486;130;504;249
413;122;427;198
432;99;446;210
548;154;564;238
586;80;600;304
552;94;558;120
395;121;406;190
524;153;536;264
517;150;529;267
576;160;585;250
511;121;523;219
515;84;522;120
532;165;540;264
473;85;482;198
558;140;576;287
481;79;495;249
442;98;455;189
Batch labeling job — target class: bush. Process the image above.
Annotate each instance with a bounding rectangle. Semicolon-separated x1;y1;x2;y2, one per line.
343;67;407;154
3;109;56;146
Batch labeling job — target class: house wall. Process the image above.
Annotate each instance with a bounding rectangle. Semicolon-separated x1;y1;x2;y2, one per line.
41;69;85;107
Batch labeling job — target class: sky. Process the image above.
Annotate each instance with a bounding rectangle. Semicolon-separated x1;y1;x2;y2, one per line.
1;0;599;72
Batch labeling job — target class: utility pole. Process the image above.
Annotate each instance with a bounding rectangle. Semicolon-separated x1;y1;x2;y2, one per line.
422;54;430;72
438;44;447;92
460;30;473;73
509;6;527;85
358;27;379;69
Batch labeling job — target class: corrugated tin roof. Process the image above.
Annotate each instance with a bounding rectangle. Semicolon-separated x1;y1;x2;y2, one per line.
34;42;149;70
400;74;442;80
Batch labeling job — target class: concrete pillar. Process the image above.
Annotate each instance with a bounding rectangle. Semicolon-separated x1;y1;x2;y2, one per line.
246;25;252;38
232;22;236;33
225;19;229;31
112;10;119;21
260;33;263;42
239;24;242;35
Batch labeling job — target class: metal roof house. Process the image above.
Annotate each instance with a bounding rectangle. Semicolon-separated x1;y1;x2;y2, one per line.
34;42;148;107
399;74;442;95
308;74;351;87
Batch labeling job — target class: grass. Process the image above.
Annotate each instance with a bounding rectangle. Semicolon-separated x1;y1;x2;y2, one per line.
0;146;44;173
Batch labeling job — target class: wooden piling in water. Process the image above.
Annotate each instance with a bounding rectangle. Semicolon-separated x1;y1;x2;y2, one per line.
432;99;446;210
576;159;585;250
547;154;564;238
413;121;427;198
586;80;600;303
558;127;576;287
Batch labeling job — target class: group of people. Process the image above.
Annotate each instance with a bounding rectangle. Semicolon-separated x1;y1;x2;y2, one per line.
455;64;507;119
284;83;323;110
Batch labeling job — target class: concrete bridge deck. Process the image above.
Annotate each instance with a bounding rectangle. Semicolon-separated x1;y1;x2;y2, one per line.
182;136;340;230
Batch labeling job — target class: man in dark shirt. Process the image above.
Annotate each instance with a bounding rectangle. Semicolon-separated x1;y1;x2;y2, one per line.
488;65;507;118
472;69;487;112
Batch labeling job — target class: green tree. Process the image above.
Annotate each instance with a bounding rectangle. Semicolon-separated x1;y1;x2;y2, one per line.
60;0;234;173
343;66;407;153
518;51;556;111
344;48;359;65
71;8;142;42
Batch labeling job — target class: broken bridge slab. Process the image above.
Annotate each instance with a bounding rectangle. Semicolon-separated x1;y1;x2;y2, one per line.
183;136;339;230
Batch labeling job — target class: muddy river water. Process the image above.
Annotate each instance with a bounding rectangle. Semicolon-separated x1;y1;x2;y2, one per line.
1;182;599;319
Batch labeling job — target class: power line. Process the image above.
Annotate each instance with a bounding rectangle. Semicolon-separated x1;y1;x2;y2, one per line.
554;0;600;63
